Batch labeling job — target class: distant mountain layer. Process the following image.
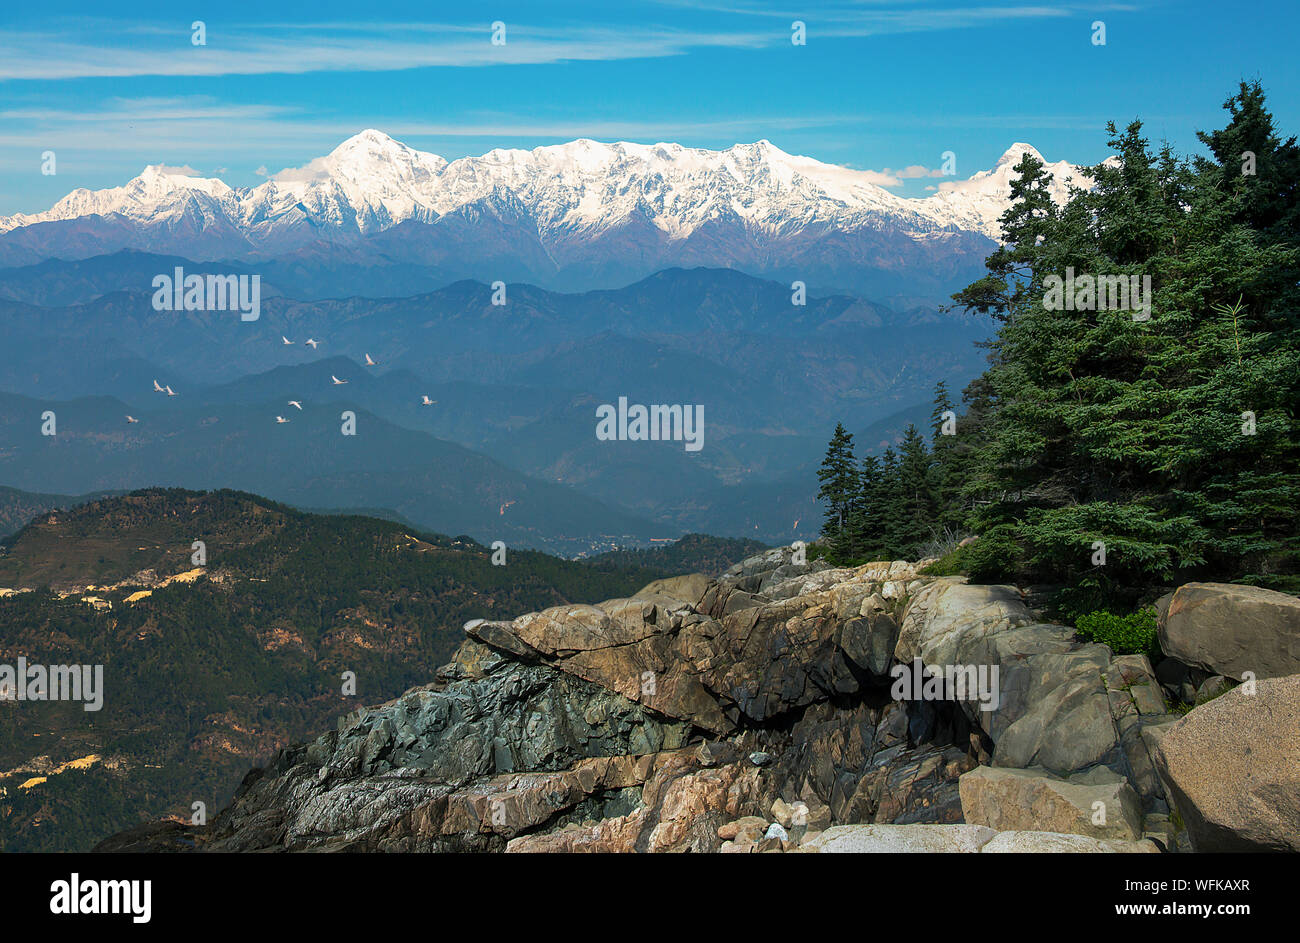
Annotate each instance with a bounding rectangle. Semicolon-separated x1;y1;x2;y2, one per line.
0;266;992;548
0;390;661;555
0;134;1093;302
0;488;748;852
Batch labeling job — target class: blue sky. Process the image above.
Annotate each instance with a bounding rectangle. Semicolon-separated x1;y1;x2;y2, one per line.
1;0;1296;214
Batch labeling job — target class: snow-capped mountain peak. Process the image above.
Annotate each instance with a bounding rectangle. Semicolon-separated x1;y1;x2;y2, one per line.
256;129;450;232
921;143;1091;238
0;133;1094;245
997;142;1044;165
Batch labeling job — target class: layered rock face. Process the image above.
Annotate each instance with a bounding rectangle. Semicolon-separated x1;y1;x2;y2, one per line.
95;547;1299;853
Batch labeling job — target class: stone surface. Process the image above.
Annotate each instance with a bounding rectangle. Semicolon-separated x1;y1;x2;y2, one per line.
980;831;1159;853
1158;582;1300;681
803;823;998;853
959;765;1143;840
896;580;1131;779
764;823;789;842
717;816;767;842
635;573;713;610
1153;674;1300;852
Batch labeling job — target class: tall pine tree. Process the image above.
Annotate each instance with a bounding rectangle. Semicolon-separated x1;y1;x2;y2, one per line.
816;423;859;558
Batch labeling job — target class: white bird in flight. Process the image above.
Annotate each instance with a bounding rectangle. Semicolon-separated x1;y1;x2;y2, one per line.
305;338;320;349
421;395;436;406
125;415;139;423
282;336;294;345
275;416;290;424
364;353;378;366
331;375;348;385
165;385;177;396
288;400;302;410
152;379;164;393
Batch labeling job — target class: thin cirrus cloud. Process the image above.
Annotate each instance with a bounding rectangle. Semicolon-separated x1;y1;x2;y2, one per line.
0;98;856;155
0;20;774;80
647;0;1086;32
0;99;911;191
0;3;1116;81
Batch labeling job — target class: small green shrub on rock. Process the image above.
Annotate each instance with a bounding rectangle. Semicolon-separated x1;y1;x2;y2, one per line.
1074;607;1159;658
959;525;1025;584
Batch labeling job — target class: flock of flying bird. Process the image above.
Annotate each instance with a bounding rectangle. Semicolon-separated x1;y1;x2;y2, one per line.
124;336;438;425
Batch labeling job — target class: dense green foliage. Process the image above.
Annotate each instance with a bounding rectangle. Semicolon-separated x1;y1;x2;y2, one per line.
1073;608;1159;658
814;386;971;563
818;83;1300;610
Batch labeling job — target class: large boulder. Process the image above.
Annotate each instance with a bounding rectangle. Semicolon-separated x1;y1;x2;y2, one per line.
895;580;1131;778
635;573;712;610
1158;582;1300;681
840;593;899;676
894;579;1035;666
959;765;1143;840
1153;674;1300;851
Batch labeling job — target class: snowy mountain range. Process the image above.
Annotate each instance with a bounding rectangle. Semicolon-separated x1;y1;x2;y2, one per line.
0;133;1093;302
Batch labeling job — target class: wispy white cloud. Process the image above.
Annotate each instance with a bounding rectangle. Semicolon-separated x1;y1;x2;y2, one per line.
0;4;1139;80
0;98;296;122
0;20;772;80
0;96;854;158
647;0;1090;35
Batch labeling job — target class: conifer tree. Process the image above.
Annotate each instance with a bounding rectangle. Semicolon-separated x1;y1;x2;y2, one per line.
896;424;936;554
850;454;884;558
816;423;858;557
949;84;1300;600
877;446;906;557
928;381;962;530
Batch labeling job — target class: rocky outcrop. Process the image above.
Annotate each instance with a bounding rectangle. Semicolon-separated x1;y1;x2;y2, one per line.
1157;582;1300;681
464;555;933;736
1153;674;1300;852
94;543;1300;854
191;645;692;852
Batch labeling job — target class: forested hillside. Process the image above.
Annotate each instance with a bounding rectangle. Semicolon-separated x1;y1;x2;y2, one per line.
0;489;698;852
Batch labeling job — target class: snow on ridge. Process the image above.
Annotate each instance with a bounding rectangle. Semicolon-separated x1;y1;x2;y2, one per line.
0;132;1094;241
